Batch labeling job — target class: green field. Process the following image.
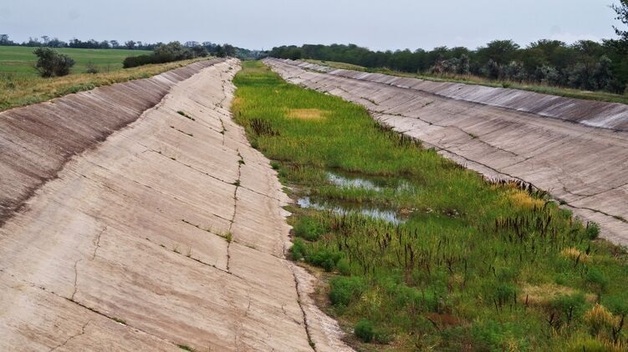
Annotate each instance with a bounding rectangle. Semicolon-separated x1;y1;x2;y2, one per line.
232;61;628;351
0;46;206;111
0;46;151;77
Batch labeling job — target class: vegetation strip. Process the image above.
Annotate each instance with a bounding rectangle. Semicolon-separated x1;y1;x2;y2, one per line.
232;61;628;351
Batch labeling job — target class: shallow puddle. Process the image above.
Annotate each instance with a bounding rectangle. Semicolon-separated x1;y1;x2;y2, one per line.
297;171;418;224
297;197;408;224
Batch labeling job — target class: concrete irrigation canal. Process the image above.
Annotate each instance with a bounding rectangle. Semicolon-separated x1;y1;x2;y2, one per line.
265;58;628;247
1;56;627;350
0;59;351;351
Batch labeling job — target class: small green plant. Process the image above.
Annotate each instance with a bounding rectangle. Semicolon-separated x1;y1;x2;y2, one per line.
224;231;233;243
586;221;601;240
177;344;195;351
177;110;196;121
112;317;127;325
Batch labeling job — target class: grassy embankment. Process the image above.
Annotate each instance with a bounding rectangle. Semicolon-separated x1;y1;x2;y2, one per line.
0;46;206;111
232;61;628;351
304;59;628;105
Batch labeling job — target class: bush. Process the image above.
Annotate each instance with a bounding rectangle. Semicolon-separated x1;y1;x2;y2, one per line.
354;319;375;342
586;222;600;240
290;238;307;260
85;61;99;74
550;293;587;326
33;47;75;77
293;216;327;241
307;248;341;272
329;276;366;307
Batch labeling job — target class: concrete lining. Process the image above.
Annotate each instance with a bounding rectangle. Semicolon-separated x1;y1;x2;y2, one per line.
0;60;352;351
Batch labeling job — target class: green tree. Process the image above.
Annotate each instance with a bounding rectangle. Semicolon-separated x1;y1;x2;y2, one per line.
33;47;75;77
611;0;628;42
476;40;520;66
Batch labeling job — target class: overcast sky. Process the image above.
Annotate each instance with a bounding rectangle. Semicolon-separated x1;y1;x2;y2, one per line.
1;0;622;51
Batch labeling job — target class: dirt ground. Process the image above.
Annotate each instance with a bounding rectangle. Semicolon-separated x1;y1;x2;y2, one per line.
0;59;352;351
266;58;628;247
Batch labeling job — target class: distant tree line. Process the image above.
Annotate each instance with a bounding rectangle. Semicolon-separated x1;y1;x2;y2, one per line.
0;34;159;50
269;3;628;94
122;41;238;68
0;34;246;58
269;39;628;94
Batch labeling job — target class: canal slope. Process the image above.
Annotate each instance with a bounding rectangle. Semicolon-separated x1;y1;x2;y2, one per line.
0;59;351;351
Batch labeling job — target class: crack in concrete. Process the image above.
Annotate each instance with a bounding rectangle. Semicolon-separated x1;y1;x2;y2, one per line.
91;227;106;261
71;259;82;301
5;270;183;350
145;148;233;185
143;235;246;281
49;320;90;352
288;265;317;352
226;150;244;272
64;296;182;349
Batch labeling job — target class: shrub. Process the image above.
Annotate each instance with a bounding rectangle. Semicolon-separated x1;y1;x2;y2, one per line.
354;319;375;342
290;238;307;260
586;222;601;240
307;248;341;272
33;47;75;77
550;293;587;326
85;61;99;74
329;276;366;307
293;216;327;241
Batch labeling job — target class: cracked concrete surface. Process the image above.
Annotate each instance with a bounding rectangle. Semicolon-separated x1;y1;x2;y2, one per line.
0;60;351;351
266;58;628;246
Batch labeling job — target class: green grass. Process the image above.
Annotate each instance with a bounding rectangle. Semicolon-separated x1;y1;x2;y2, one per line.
232;61;628;351
0;46;152;77
305;59;628;105
0;46;208;111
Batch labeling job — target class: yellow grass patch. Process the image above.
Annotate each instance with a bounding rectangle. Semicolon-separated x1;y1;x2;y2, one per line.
561;247;591;263
584;303;618;330
520;284;596;306
286;108;329;120
506;189;545;209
